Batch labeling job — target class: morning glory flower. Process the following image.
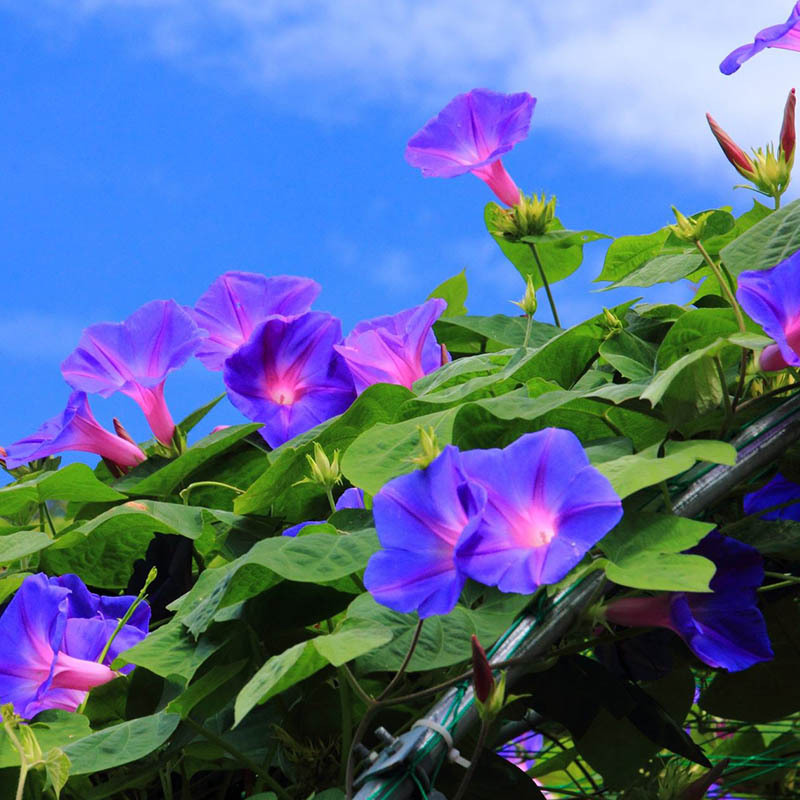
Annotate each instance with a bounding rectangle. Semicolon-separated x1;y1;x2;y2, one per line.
0;573;150;718
61;300;202;445
3;392;146;470
405;88;535;207
282;487;365;537
744;473;800;520
720;2;800;74
364;446;486;618
335;299;447;393
455;429;623;595
223;311;356;448
191;271;321;371
497;730;542;774
737;252;800;370
605;532;772;672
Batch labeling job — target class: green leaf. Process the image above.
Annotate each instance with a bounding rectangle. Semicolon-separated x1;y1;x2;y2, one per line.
177;393;226;437
434;314;558;355
721;197;800;275
0;711;90;768
641;332;772;408
116;424;263;497
174;529;380;637
604;253;704;290
655;308;740;369
428;268;468;316
599;332;656;381
235;384;413;518
234;621;391;723
341;407;458;496
62;713;180;774
485;204;596;288
346;589;530;673
598;513;716;591
0;530;52;565
0;463;126;517
596;439;737;498
167;660;248;717
520;229;609;248
597;227;669;283
702;199;772;256
42;747;70;799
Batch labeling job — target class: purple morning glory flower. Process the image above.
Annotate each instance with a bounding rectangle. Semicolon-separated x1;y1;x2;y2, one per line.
744;473;800;520
405;88;535;207
737;251;800;371
191;271;321;371
364;446;486;618
61;300;202;445
335;299;447;394
3;391;146;470
0;573;150;718
282;487;366;537
223;311;356;448
720;2;800;74
497;730;542;773
605;532;773;672
455;429;623;595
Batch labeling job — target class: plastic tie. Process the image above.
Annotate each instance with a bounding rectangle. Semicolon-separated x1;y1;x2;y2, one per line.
411;719;471;769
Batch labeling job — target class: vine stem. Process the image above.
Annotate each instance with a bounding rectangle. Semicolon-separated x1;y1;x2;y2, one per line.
338;667;354;786
452;717;490;800
523;314;533;348
378;620;424;701
179;481;243;505
713;355;734;433
527;243;561;327
735;380;800;413
183;717;292;800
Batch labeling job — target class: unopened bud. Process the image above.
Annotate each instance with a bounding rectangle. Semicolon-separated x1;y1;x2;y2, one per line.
0;446;6;466
749;143;792;199
677;759;730;800
492;192;557;241
706;113;756;179
440;343;450;367
471;635;495;703
669;206;713;243
780;88;796;167
602;307;624;336
113;418;138;446
297;442;342;492
512;275;538;317
409;426;443;469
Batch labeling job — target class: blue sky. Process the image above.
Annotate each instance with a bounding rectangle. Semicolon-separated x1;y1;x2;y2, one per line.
1;0;799;461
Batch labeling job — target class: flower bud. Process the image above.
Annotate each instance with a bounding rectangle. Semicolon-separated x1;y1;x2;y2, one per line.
296;442;342;492
471;634;495;703
668;206;713;243
677;759;730;800
706;113;756;178
749;144;792;199
601;307;624;338
492;192;557;241
113;418;138;447
780;88;796;167
409;425;443;469
512;275;538;317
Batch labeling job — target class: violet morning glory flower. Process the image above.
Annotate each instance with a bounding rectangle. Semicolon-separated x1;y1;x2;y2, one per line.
737;251;800;371
497;730;542;774
720;2;800;75
605;532;773;672
61;300;202;445
364;446;486;618
3;392;146;470
223;311;356;448
334;299;447;394
0;573;150;718
191;271;321;371
282;487;366;537
405;88;535;207
744;473;800;520
455;429;623;595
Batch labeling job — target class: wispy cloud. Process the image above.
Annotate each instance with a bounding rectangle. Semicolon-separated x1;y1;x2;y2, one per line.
3;0;798;168
0;311;83;361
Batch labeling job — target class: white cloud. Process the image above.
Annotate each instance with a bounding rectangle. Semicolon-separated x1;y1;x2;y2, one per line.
4;0;799;168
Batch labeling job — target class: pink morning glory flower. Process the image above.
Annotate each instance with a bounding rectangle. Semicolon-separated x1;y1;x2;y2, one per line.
0;573;149;718
455;429;623;595
61;300;202;445
364;446;486;618
191;271;321;371
720;2;800;74
736;251;800;371
405;88;535;207
605;532;772;672
334;299;448;394
223;311;356;448
3;392;146;470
